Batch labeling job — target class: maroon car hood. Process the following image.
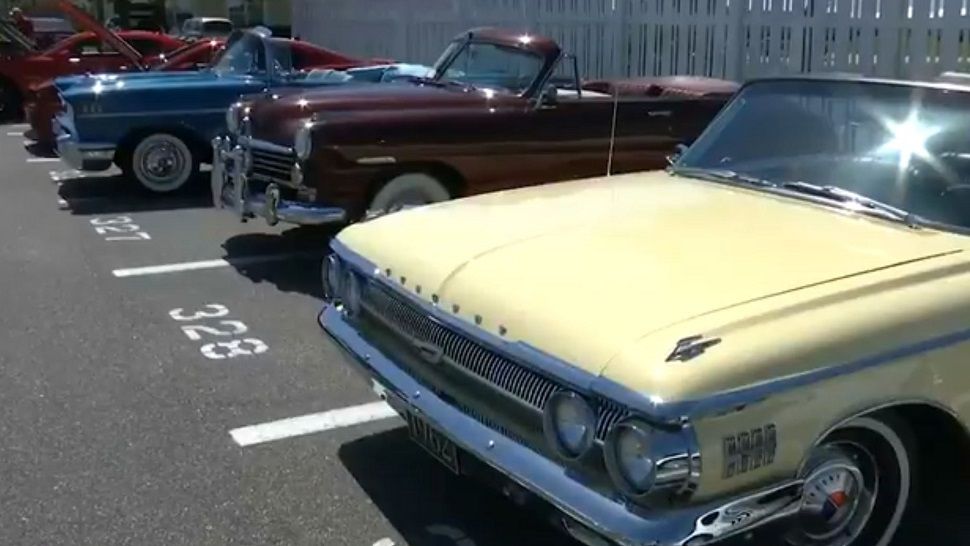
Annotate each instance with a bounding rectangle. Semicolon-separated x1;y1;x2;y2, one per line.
58;0;144;69
249;83;508;143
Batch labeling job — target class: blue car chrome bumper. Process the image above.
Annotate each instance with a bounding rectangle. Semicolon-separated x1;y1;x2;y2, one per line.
319;304;805;546
53;112;115;172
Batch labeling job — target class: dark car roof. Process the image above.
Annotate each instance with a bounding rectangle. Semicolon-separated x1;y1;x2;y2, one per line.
454;27;561;60
746;72;970;94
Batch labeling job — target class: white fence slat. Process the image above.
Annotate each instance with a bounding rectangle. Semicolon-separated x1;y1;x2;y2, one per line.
293;0;970;80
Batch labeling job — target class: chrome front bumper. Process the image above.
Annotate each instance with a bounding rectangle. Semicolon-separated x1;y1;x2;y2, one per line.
53;112;114;171
319;304;805;546
210;136;347;226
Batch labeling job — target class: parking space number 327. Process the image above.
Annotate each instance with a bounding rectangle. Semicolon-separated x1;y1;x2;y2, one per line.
169;304;268;360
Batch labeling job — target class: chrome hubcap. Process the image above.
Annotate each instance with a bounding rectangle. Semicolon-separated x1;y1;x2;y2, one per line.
143;143;184;180
799;463;863;539
788;445;877;546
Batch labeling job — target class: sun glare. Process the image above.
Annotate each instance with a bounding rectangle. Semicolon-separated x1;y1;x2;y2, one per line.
876;111;941;168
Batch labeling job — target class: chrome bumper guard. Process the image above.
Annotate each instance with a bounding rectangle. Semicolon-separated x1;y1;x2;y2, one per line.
319;304;805;546
210;136;347;226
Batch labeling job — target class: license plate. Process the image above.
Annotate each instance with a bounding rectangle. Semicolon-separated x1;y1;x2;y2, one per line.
406;411;460;474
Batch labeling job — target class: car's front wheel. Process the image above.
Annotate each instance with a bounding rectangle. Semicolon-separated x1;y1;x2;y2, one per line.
125;133;199;194
366;172;452;219
785;414;915;546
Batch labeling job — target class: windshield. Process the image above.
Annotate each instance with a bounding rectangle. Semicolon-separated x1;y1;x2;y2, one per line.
678;79;970;231
432;40;544;95
213;32;266;75
204;21;233;36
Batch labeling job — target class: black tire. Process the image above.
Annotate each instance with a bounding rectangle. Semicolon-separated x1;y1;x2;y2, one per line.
0;79;23;123
786;413;917;546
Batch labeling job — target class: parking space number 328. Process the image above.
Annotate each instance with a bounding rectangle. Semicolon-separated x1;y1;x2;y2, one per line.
169;304;268;360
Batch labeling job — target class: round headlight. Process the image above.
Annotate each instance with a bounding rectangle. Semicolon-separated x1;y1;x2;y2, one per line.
605;421;657;496
543;391;596;459
343;269;362;317
322;254;342;302
294;123;313;160
226;102;241;133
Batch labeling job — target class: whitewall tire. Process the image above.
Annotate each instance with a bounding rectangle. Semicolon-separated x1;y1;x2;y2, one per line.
129;133;199;194
786;415;915;546
366;172;452;218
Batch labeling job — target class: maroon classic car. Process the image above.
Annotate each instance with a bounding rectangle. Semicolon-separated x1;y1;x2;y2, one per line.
212;28;738;227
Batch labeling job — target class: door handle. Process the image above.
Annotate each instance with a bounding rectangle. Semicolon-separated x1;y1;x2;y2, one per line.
647;110;672;117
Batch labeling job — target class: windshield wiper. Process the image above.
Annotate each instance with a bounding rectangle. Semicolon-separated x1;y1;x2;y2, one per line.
670;166;924;228
777;181;924;228
668;165;775;188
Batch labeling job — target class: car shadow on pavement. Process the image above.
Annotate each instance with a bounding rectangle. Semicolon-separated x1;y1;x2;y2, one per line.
338;428;577;546
24;141;57;158
221;226;338;298
56;173;214;215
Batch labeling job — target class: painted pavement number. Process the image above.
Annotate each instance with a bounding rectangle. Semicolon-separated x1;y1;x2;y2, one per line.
90;216;151;242
168;304;268;360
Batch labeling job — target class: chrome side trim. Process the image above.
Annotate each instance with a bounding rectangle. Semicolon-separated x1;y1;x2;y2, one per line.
330;238;970;422
356;156;397;165
80;107;228;119
320;303;803;546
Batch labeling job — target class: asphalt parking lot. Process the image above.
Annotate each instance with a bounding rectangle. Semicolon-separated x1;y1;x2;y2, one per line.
1;124;967;546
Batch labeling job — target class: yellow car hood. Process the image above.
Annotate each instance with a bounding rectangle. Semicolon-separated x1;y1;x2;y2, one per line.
337;171;965;390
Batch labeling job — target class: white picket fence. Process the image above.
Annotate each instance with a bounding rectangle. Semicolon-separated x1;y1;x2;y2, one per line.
293;0;970;81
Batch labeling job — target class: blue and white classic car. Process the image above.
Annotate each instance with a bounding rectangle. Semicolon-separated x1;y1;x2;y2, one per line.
53;27;431;193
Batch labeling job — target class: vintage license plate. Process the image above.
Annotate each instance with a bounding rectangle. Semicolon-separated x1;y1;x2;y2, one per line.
406;411;460;474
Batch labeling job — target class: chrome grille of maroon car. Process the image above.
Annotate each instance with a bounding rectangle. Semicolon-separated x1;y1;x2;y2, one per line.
361;280;627;442
246;143;295;185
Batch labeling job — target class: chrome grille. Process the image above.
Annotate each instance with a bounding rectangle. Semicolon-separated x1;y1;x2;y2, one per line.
361;281;627;441
248;144;295;185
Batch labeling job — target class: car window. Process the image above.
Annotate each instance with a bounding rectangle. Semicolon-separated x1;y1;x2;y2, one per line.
681;80;970;230
203;21;233;36
72;37;116;56
128;38;166;56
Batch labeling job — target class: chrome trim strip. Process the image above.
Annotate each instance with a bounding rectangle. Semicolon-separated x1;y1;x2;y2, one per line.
320;304;803;546
330;238;970;422
239;135;293;155
356;156;397;165
80;107;227;119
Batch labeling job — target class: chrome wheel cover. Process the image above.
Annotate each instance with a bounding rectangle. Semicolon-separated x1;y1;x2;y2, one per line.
133;135;192;192
787;416;911;546
795;447;874;545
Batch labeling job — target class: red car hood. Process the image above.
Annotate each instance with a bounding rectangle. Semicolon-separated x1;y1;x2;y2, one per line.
58;0;144;70
248;82;514;142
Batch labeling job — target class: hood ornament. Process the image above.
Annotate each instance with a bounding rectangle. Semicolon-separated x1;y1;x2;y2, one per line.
666;335;721;362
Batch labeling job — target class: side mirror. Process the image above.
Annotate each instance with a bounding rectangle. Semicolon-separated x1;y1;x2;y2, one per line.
666;143;689;166
539;84;558;108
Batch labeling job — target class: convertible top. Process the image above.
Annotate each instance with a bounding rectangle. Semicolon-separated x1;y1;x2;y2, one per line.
583;76;740;98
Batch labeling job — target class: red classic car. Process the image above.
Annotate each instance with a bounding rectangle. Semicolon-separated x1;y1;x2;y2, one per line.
24;38;227;146
0;0;184;121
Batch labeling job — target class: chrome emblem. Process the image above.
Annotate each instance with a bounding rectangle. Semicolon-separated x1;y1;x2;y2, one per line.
414;340;445;365
666;335;722;362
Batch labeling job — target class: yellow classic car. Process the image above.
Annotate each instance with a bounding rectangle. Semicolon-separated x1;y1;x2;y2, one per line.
318;74;970;546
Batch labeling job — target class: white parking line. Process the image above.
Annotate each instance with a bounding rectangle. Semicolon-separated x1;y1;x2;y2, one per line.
6;131;24;137
111;252;320;278
230;401;399;447
26;157;62;163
